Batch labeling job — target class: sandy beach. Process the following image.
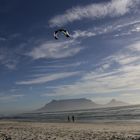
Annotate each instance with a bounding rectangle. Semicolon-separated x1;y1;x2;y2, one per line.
0;121;140;140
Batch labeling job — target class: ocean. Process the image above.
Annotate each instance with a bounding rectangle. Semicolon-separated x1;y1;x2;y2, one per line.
2;104;140;123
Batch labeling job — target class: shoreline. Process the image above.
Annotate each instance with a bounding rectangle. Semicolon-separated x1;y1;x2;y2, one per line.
1;118;140;123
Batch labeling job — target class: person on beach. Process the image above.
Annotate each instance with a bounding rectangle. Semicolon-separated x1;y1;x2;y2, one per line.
72;115;75;122
67;116;70;122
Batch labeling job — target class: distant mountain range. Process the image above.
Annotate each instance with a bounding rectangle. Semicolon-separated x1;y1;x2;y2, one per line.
37;98;129;112
105;99;129;107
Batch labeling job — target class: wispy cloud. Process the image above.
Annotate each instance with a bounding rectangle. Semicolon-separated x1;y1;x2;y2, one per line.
0;49;18;70
71;20;140;39
0;37;6;41
16;71;81;85
42;41;140;97
129;41;140;51
28;40;82;60
0;93;24;102
72;30;96;39
49;0;139;27
34;62;82;69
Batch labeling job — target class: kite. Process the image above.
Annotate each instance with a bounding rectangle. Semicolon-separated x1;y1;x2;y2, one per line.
54;29;70;39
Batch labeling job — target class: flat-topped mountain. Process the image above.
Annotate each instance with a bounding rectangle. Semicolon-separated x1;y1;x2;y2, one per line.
38;98;99;112
37;98;129;112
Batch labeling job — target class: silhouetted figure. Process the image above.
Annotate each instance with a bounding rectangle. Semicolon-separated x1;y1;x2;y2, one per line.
67;115;70;122
72;115;75;122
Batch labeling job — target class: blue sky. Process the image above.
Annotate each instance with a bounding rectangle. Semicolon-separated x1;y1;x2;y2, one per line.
0;0;140;114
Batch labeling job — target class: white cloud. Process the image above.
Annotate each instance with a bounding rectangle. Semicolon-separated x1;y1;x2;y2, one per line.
0;94;24;102
72;30;96;39
113;21;140;37
71;19;140;39
116;20;140;29
34;62;82;69
0;37;6;41
16;71;80;85
134;25;140;32
43;41;140;100
28;40;82;60
129;41;140;52
0;50;18;70
49;0;139;27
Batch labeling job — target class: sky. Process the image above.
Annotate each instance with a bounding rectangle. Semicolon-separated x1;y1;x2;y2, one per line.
0;0;140;114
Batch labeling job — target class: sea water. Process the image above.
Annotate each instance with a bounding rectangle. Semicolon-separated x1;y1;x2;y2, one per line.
9;104;140;122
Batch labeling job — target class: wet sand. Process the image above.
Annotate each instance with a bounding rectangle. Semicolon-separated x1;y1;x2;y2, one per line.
0;121;140;140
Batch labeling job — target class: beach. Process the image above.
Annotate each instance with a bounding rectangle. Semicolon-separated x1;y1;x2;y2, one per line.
0;121;140;140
